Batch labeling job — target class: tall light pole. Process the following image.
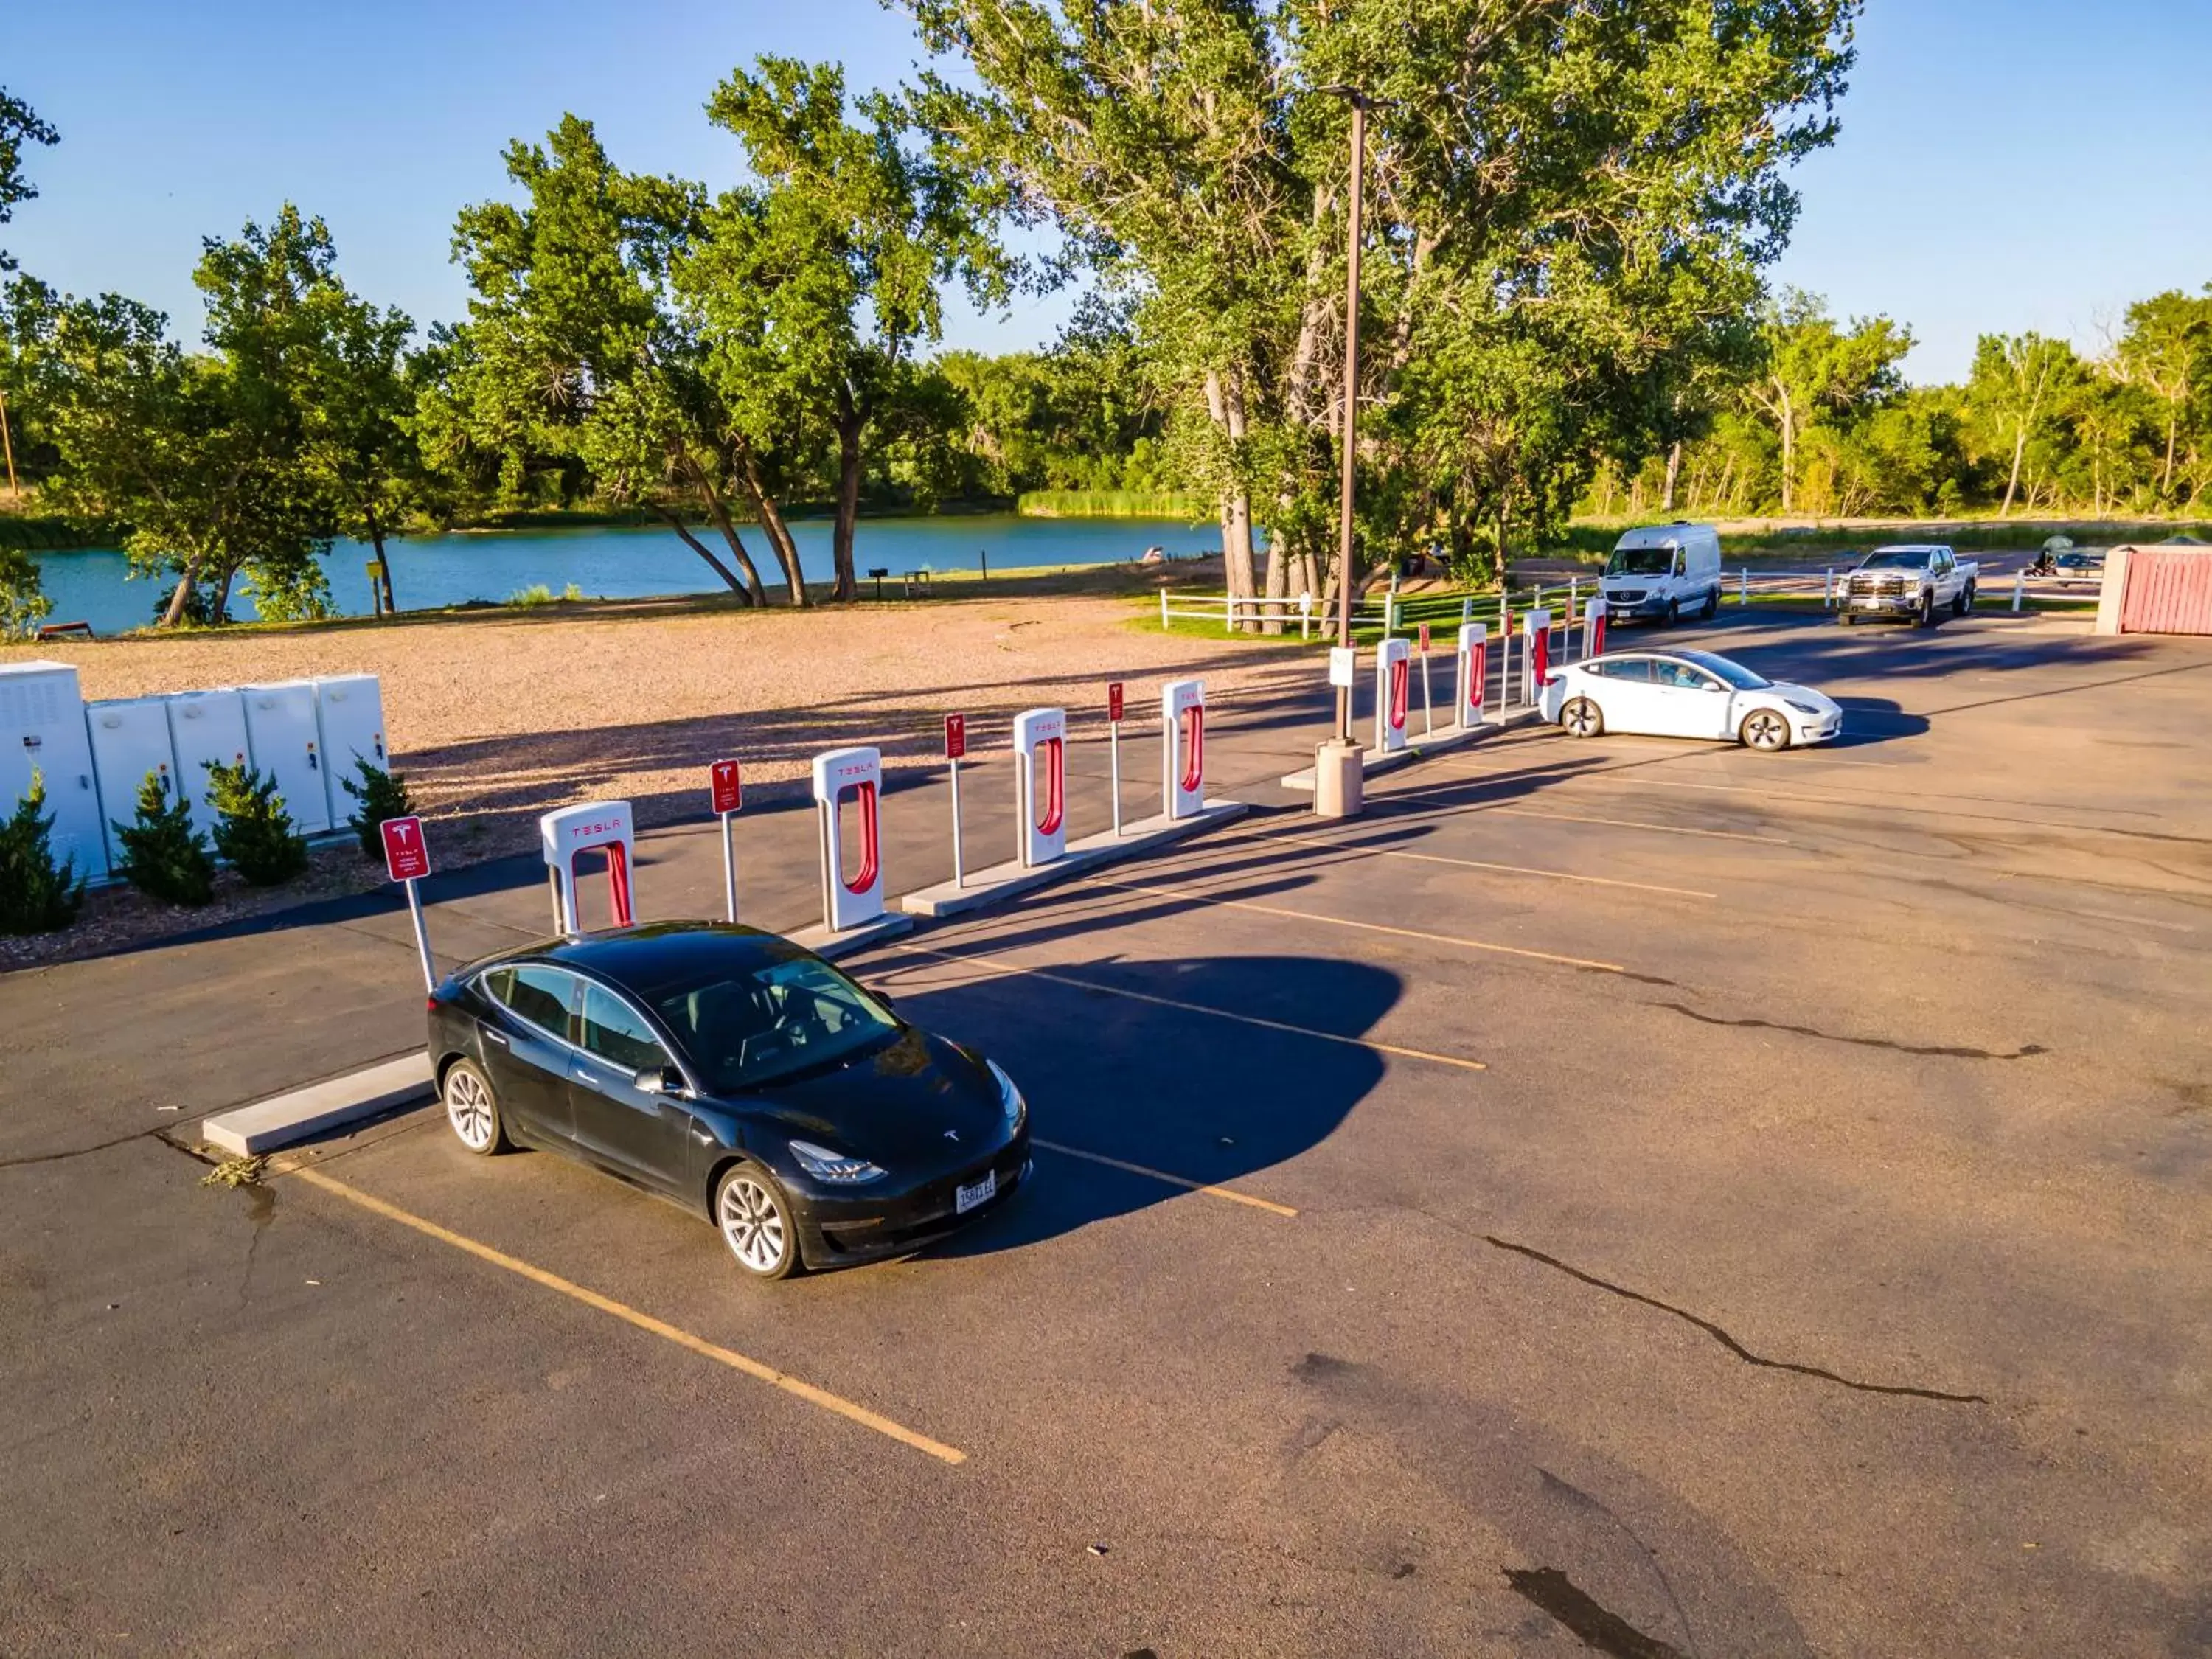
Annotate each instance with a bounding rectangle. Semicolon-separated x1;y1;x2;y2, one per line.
1321;86;1372;743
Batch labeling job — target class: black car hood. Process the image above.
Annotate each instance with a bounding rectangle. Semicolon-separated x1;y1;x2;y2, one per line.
726;1029;1005;1164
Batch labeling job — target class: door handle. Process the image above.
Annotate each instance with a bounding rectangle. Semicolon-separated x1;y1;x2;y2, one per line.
482;1027;509;1048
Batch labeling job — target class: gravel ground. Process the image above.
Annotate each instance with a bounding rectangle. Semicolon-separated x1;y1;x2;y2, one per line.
2;590;1312;965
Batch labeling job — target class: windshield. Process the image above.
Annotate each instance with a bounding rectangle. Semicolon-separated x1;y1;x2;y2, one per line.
1861;549;1934;569
653;954;900;1093
1605;548;1676;577
1676;650;1770;690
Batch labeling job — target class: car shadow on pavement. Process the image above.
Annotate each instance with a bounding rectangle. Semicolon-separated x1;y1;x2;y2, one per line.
887;950;1402;1260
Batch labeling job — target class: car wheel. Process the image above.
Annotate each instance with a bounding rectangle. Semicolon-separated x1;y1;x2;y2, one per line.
442;1059;509;1155
1917;591;1936;627
1953;583;1974;615
1666;598;1680;627
1703;587;1719;620
1740;708;1790;752
715;1164;799;1280
1838;611;1855;626
1562;697;1604;738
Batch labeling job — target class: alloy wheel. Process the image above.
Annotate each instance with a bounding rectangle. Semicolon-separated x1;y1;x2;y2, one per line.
1562;698;1603;738
445;1067;496;1152
719;1172;790;1276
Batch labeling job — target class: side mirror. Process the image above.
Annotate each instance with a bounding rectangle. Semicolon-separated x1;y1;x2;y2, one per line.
634;1064;688;1096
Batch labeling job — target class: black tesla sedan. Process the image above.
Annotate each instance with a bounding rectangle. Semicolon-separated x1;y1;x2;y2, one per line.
425;922;1030;1279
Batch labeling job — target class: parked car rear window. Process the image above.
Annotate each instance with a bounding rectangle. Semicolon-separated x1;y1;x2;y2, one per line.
487;965;577;1037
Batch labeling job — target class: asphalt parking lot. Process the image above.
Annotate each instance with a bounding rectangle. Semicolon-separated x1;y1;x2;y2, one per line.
6;609;2211;1657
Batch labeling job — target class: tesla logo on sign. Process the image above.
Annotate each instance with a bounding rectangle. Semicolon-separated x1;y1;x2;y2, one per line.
380;815;430;883
710;759;742;815
1107;681;1124;723
944;1130;960;1142
944;714;967;760
1418;622;1431;653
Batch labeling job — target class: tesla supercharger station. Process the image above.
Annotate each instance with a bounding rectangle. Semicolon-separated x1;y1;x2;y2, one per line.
540;801;636;933
1162;679;1206;820
813;746;886;933
1374;636;1412;754
1012;707;1068;868
1522;608;1553;703
1583;597;1607;660
1455;622;1489;728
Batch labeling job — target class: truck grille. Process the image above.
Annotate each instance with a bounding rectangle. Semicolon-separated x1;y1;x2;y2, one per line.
1847;574;1906;597
1610;589;1646;604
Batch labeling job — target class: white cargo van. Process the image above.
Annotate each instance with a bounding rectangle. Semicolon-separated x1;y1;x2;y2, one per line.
1600;523;1723;625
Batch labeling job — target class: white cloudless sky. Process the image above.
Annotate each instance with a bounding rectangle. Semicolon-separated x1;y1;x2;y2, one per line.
8;0;2209;383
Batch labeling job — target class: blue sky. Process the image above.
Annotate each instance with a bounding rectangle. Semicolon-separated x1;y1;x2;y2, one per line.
7;1;2209;384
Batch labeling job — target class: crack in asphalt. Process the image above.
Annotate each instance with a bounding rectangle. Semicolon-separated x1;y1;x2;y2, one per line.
0;1124;173;1171
1484;1236;1991;1405
1649;1001;2048;1061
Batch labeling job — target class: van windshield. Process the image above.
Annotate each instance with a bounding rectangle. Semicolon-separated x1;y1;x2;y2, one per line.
1606;549;1676;577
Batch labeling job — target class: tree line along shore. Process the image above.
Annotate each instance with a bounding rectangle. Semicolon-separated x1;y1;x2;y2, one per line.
3;8;2209;644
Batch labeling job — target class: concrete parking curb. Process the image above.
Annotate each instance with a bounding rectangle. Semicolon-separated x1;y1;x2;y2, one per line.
1277;709;1542;790
898;802;1251;919
201;1052;436;1157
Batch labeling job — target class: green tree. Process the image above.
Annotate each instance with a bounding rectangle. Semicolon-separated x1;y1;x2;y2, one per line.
908;0;1863;617
1741;291;1913;515
0;86;58;273
1964;332;2084;518
2112;288;2212;506
0;541;50;637
0;769;83;933
297;279;422;614
428;117;782;604
206;759;308;885
684;58;1012;602
111;771;216;905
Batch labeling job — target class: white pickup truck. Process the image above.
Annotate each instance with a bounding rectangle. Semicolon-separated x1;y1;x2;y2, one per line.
1837;545;1978;627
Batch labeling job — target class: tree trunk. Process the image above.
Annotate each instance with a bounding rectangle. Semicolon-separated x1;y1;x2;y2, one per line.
1492;501;1510;589
1204;370;1258;629
366;504;397;613
653;505;754;604
211;564;237;626
2002;423;2027;517
672;452;767;603
1776;383;1797;516
160;557;201;628
1663;441;1683;514
726;443;804;605
2163;408;2180;501
831;400;863;604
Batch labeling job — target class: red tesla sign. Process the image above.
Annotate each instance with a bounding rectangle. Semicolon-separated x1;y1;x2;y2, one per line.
709;759;742;815
1418;622;1431;653
380;815;430;883
1107;681;1125;723
945;714;967;760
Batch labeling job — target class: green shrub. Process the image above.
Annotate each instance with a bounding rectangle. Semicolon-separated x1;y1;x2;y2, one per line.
0;545;54;641
508;583;556;607
204;760;310;886
0;771;86;934
111;770;216;905
340;758;417;860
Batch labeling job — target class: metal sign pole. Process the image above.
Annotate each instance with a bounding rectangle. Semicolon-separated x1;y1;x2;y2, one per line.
950;757;965;888
404;877;434;992
720;810;738;923
1110;723;1122;837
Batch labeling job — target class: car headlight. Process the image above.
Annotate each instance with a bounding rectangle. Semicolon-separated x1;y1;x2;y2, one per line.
788;1139;887;1184
1783;698;1826;717
987;1059;1027;1133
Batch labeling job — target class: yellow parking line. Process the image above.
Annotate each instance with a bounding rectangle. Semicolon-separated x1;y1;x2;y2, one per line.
1257;826;1716;900
1480;805;1792;846
1032;1139;1298;1217
1085;874;1630;975
286;1165;967;1466
886;940;1490;1068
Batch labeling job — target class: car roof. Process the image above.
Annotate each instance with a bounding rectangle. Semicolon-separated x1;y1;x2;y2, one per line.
505;922;807;997
1868;543;1951;554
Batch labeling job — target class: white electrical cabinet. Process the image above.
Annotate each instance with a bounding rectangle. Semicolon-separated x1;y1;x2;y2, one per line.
87;697;184;867
0;661;106;879
313;674;388;826
239;681;333;833
165;689;251;841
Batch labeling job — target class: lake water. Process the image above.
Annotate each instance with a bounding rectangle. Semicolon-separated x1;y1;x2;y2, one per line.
30;513;1228;636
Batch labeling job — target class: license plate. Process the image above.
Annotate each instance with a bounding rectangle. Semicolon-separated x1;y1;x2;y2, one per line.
956;1169;997;1214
